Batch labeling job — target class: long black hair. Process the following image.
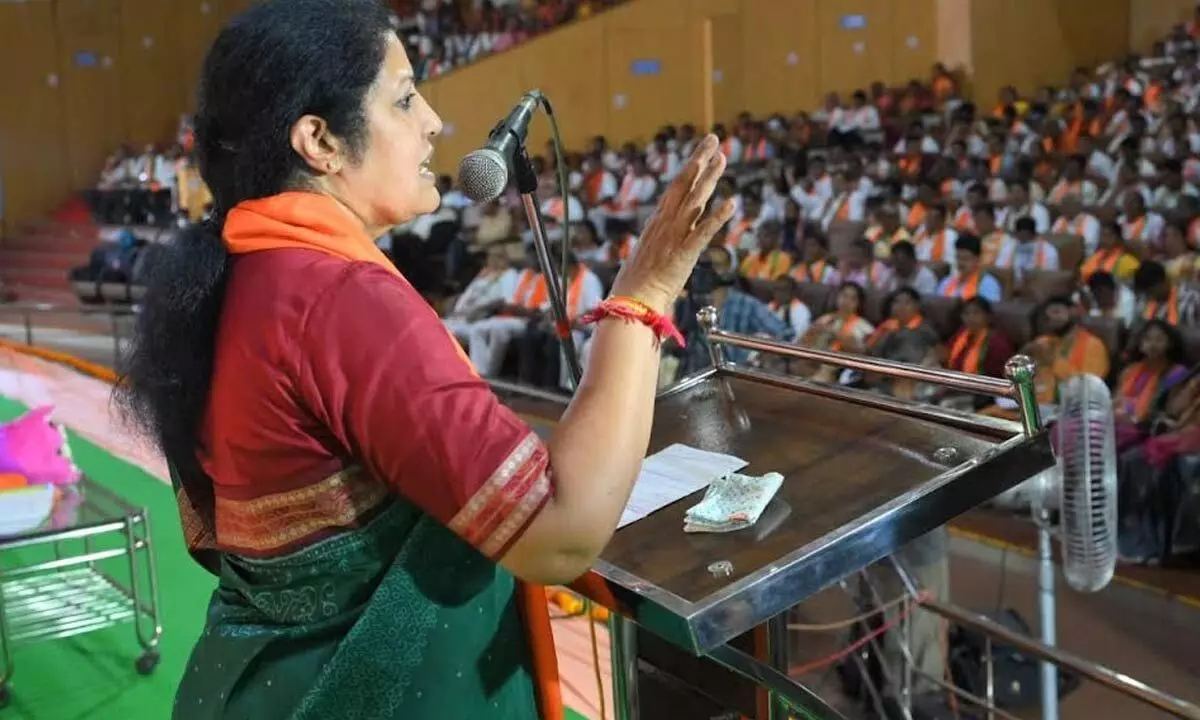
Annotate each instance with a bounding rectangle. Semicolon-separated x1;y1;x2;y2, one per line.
115;0;395;518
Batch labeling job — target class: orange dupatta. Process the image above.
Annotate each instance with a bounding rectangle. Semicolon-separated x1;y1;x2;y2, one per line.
868;314;923;349
223;192;566;720
1118;363;1165;422
942;271;981;299
948;329;989;374
1143;288;1180;326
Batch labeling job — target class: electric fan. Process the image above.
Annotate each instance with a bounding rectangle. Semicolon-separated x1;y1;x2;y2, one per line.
1025;372;1120;720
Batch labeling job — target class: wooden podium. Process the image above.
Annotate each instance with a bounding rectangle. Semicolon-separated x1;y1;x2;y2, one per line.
492;308;1053;720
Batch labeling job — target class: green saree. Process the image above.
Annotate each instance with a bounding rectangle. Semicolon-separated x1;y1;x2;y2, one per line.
173;499;539;719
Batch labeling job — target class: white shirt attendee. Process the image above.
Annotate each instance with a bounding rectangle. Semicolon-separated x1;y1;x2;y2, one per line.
769;297;812;339
992;220;1060;282
1051;208;1102;256
889;264;939;296
999;202;1050;234
1120;210;1165;247
443;259;518;339
1046;178;1099;206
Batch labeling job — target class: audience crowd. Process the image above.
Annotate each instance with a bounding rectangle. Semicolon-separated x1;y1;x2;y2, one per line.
70;2;1200;570
393;0;625;81
428;11;1200;568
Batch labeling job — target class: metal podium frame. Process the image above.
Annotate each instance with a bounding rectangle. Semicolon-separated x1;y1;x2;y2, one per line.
605;309;1048;720
492;307;1200;720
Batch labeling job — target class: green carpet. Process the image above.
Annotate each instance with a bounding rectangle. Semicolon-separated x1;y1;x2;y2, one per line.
0;395;588;720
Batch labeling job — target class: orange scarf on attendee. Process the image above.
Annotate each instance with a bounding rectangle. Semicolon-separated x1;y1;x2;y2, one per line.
949;329;989;374
1144;287;1180;325
830;314;863;352
1081;247;1124;281
942;271;981;299
868;314;923;348
223;191;570;720
1118;362;1166;422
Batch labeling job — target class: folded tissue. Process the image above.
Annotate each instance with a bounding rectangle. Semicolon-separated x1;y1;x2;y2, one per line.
684;471;784;533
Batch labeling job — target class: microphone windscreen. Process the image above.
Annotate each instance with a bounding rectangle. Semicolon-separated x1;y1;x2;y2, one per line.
457;148;509;203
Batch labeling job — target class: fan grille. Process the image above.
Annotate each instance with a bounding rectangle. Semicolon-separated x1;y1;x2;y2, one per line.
1054;374;1118;593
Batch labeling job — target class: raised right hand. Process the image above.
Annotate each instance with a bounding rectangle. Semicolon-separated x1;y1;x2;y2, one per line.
609;135;736;313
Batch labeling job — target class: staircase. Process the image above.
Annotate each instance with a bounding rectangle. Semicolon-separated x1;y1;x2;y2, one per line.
0;220;96;304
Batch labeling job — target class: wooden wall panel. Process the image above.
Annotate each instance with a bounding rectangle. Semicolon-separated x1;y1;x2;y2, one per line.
705;16;744;131
520;20;610;154
119;0;184;147
421;0;941;174
970;0;1131;107
816;0;893;96
0;1;70;235
1129;0;1194;53
55;0;127;190
887;0;938;86
738;0;820;117
177;0;226;112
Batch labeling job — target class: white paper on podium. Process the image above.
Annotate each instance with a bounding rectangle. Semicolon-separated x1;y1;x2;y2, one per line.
617;444;748;529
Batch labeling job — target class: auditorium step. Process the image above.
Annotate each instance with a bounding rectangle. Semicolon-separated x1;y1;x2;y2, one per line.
0;249;83;271
0;267;71;291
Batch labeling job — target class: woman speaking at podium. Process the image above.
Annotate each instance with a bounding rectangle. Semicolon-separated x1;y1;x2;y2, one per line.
116;0;733;717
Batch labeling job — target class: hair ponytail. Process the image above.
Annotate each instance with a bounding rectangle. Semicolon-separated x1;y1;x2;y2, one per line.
115;0;393;524
115;219;230;518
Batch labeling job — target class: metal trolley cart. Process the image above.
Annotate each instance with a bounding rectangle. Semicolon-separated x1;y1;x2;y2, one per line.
0;476;162;706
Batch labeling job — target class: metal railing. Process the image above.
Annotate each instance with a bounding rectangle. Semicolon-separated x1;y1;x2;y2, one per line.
0;302;134;368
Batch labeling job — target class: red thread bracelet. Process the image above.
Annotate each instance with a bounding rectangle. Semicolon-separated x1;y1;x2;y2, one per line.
578;296;686;348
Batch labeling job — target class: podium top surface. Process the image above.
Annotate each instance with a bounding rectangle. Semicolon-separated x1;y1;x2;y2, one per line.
494;368;1052;653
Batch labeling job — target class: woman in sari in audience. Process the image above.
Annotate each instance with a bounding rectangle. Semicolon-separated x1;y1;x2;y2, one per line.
1117;362;1200;564
864;288;940;399
1114;319;1189;447
801;281;875;383
935;297;1016;411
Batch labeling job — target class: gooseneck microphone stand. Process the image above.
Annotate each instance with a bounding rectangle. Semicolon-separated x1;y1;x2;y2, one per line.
510;124;583;388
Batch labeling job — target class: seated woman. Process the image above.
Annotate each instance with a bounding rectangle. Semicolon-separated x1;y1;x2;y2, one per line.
936;296;1016;411
801;281;875;383
864;287;940;399
763;274;807;331
1117;363;1200;564
1114;319;1189;443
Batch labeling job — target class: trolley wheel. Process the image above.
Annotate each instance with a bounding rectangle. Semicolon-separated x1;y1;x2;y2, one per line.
135;651;160;676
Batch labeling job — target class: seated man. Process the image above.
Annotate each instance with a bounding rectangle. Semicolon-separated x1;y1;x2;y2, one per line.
887;240;938;295
937;234;1003;302
1133;260;1200;328
442;248;518;341
767;275;812;339
738;220;793;281
680;246;791;374
993;216;1060;289
465;248;549;376
840;237;892;292
788;230;842;285
516;250;604;389
1078;270;1137;329
912;202;958;273
1025;295;1111;406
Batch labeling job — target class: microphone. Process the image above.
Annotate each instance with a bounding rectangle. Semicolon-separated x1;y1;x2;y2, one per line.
456;91;542;202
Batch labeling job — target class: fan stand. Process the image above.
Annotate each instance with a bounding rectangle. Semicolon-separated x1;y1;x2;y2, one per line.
1035;512;1060;720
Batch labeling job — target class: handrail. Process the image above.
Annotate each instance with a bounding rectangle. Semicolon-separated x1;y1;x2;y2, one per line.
0;301;133;364
921;598;1200;719
696;306;1028;402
